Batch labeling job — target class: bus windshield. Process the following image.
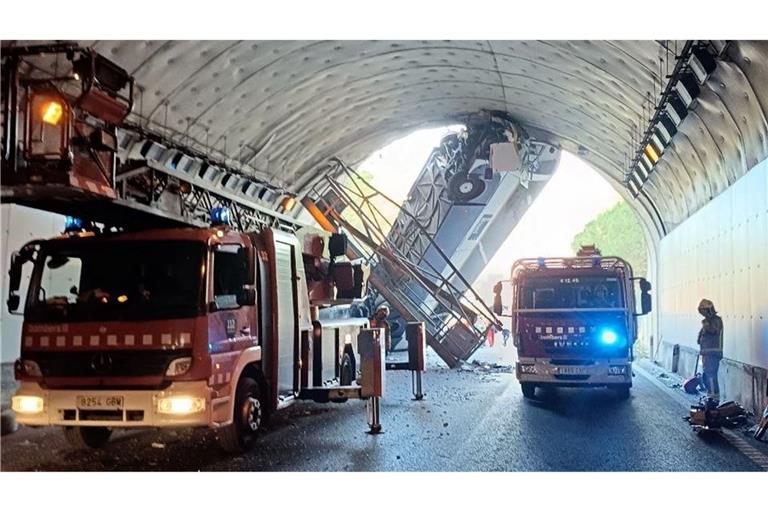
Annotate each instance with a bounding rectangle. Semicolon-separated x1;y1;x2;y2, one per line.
26;240;206;322
519;275;624;310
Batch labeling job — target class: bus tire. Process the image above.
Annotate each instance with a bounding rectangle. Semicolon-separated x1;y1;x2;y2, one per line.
448;172;486;202
218;376;264;453
521;383;536;399
63;426;112;449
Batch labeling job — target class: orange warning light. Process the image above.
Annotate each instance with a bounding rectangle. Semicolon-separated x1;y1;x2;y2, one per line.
41;100;64;126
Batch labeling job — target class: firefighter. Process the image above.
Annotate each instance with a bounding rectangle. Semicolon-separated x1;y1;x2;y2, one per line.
370;305;392;353
696;299;724;403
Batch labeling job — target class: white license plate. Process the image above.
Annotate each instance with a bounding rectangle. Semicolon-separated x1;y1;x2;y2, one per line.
77;395;124;410
554;366;589;376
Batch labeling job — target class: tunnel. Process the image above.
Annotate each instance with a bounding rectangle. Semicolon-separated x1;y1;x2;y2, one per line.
1;38;767;473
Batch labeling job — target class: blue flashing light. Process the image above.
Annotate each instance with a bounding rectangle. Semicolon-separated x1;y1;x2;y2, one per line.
211;206;231;226
64;216;84;232
599;328;618;345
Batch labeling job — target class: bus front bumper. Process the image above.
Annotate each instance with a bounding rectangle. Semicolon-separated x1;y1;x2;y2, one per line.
11;380;215;428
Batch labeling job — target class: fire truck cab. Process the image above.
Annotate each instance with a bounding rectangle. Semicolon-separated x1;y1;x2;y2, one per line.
7;217;383;452
493;246;652;400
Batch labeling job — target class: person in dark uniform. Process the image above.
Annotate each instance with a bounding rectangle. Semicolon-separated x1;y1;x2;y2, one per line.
697;299;724;403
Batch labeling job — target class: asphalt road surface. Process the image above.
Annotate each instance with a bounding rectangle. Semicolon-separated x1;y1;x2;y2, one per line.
0;352;762;471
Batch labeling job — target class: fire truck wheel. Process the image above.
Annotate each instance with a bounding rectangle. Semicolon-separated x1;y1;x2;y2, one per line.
610;385;631;400
521;383;536;399
218;376;264;453
62;426;112;449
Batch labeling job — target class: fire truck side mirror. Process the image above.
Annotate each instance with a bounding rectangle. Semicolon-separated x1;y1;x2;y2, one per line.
7;251;24;313
9;252;23;292
492;281;504;316
7;294;20;313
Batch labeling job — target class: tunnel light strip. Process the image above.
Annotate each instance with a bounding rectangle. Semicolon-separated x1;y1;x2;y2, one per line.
625;41;718;198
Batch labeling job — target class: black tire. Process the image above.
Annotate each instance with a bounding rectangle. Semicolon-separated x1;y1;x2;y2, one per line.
448;173;486;202
611;385;631;400
217;376;264;453
63;426;112;449
521;383;536;399
339;351;356;386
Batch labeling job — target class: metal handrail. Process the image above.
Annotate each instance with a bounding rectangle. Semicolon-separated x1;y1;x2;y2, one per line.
326;158;501;329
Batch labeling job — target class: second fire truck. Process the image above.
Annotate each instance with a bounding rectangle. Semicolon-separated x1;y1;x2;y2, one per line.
493;246;652;399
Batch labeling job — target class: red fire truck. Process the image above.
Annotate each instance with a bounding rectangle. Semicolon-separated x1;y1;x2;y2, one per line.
493;246;652;399
6;215;385;451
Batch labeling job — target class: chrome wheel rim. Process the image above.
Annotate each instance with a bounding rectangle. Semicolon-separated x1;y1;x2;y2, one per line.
246;397;261;432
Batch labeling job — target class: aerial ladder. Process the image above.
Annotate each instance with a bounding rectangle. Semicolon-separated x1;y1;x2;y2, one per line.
304;158;503;368
1;43;300;234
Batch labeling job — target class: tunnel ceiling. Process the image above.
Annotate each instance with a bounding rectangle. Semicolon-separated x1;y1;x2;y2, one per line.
8;40;768;232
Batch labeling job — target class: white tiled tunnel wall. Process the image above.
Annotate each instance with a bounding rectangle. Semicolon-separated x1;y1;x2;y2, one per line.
659;158;768;371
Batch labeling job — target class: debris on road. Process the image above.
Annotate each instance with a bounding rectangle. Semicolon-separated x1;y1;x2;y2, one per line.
151;442;166;449
687;399;748;433
460;360;514;374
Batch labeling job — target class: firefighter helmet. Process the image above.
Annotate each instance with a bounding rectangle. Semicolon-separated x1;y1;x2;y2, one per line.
698;299;716;315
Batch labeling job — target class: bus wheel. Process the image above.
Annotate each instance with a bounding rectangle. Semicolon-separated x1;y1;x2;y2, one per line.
63;426;112;449
448;172;486;202
611;385;631;400
521;383;536;399
218;376;264;453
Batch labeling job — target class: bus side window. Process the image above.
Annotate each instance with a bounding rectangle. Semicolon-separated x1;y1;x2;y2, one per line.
213;246;246;310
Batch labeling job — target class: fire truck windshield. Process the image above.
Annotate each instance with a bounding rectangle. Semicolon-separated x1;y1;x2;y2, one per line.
26;241;206;322
519;276;624;310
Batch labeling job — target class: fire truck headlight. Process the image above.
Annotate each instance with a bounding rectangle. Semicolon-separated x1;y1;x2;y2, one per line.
165;357;192;377
12;395;45;414
599;329;618;346
157;396;205;415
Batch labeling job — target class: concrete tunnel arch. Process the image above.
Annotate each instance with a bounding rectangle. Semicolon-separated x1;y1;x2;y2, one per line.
3;39;767;412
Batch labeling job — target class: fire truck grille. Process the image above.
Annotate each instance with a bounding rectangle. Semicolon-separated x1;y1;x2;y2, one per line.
26;349;192;378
